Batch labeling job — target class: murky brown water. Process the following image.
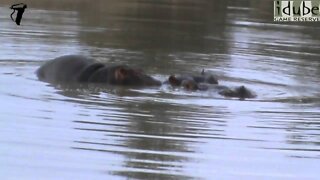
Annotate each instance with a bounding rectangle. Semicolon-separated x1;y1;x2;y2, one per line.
1;0;320;179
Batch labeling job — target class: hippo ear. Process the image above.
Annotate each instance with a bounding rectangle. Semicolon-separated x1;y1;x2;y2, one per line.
168;75;179;86
78;63;104;82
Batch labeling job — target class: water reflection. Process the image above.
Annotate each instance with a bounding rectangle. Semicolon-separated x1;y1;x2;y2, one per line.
67;88;229;179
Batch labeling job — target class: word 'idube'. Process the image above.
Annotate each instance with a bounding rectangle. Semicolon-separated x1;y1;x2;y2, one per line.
274;0;320;22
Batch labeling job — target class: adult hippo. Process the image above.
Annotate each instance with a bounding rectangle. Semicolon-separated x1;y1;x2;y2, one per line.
180;79;256;100
36;55;161;86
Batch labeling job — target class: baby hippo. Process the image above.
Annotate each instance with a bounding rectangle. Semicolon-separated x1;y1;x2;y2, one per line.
181;79;256;100
36;55;161;86
168;70;218;87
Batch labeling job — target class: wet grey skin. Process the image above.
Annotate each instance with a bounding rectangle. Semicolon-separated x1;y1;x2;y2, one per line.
168;70;218;87
36;55;161;86
181;79;256;100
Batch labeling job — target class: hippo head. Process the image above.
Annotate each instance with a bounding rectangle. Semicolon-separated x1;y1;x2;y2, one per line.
113;66;161;86
168;75;194;86
181;79;199;90
234;86;256;100
86;65;161;86
220;85;256;100
181;80;211;91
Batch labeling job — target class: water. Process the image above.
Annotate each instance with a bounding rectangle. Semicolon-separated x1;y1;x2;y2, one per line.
1;0;320;179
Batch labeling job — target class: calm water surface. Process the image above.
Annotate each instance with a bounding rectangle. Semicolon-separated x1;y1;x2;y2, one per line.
1;1;320;179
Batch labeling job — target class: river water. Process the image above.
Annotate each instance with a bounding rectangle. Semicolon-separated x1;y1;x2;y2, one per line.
1;0;320;179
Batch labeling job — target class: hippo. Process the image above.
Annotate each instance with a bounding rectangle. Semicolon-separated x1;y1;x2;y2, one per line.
36;55;161;86
180;79;256;100
168;70;218;87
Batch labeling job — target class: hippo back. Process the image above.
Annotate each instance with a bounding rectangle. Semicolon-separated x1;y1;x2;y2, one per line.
36;55;96;83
